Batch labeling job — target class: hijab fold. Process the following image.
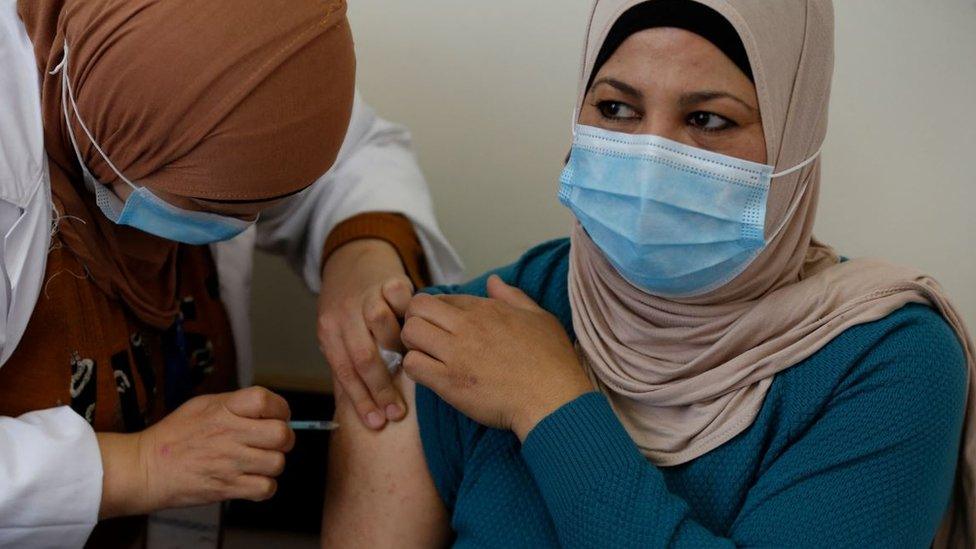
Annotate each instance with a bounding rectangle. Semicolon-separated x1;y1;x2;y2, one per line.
18;0;356;328
568;1;974;546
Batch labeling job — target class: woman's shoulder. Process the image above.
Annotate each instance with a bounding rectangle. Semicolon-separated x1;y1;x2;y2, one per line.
845;303;966;377
785;303;968;422
423;238;573;324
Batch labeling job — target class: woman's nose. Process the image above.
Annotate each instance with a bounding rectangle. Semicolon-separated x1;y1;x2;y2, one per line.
636;111;688;146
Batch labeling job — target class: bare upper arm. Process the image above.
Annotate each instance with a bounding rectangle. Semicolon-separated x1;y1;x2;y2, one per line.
322;374;450;548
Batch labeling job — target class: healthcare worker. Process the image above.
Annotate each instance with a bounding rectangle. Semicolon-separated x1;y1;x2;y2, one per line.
0;0;461;546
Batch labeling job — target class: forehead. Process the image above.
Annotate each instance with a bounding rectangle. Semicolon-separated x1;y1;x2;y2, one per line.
600;27;743;78
594;27;757;100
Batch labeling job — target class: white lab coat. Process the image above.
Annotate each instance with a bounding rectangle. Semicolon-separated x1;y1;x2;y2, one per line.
0;2;463;546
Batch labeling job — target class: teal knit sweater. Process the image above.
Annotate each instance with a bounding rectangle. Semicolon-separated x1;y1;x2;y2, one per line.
415;239;967;548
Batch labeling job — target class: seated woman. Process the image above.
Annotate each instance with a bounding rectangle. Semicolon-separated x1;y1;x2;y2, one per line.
323;0;975;547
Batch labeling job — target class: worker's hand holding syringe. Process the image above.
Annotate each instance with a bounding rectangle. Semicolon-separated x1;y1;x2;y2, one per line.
97;386;295;518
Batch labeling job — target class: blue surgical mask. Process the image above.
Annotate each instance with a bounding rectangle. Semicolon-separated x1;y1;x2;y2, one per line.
54;42;254;246
559;124;821;298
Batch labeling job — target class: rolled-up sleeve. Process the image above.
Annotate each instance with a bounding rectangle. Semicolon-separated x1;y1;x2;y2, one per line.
0;407;102;548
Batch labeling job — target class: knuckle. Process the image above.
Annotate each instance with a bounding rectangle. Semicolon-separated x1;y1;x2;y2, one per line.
317;320;341;344
181;394;210;414
403;350;419;366
403;315;422;333
406;293;428;313
333;364;359;385
364;301;393;326
350;346;376;371
402;351;422;374
386;276;413;294
351;396;375;416
317;327;334;349
217;456;240;479
402;316;416;331
374;385;396;405
187;394;210;405
249;387;271;410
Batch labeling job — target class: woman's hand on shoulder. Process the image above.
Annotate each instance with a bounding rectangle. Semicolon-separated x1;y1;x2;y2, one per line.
401;275;593;440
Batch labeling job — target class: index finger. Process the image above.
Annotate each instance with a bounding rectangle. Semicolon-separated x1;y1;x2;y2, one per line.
225;386;291;421
405;293;464;333
434;294;484;311
235;417;296;452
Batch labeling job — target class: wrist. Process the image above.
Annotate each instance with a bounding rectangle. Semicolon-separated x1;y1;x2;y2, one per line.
512;386;590;442
97;432;152;519
322;238;403;279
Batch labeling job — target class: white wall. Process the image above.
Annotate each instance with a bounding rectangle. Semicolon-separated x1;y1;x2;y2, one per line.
251;0;976;388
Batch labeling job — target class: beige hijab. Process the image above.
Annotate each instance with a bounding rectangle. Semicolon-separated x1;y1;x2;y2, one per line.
567;1;975;546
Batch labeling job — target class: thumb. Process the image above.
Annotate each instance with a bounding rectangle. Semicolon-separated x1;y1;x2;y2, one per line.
486;275;539;311
382;277;415;317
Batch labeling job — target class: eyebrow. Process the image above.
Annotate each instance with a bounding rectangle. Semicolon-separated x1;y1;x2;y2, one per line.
592;77;644;100
679;90;758;113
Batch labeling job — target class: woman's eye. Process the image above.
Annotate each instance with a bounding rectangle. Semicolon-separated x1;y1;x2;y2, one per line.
687;111;735;132
597;101;640;121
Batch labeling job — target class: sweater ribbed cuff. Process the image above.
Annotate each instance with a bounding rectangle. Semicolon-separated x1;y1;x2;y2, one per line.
521;393;648;511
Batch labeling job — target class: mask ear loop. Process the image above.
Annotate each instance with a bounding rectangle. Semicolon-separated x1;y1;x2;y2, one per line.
53;41;138;193
771;142;824;179
51;47;92;190
764;142;825;243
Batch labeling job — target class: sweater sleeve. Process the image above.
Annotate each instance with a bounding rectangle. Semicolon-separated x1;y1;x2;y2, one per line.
521;310;968;548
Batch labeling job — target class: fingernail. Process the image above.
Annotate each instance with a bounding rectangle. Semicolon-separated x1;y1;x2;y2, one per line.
385;404;403;420
366;411;384;429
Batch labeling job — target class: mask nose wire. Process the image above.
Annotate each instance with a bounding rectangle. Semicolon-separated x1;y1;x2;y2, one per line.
55;41;138;191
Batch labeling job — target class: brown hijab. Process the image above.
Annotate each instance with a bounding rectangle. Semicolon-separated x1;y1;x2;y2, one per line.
17;0;356;328
567;0;975;546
